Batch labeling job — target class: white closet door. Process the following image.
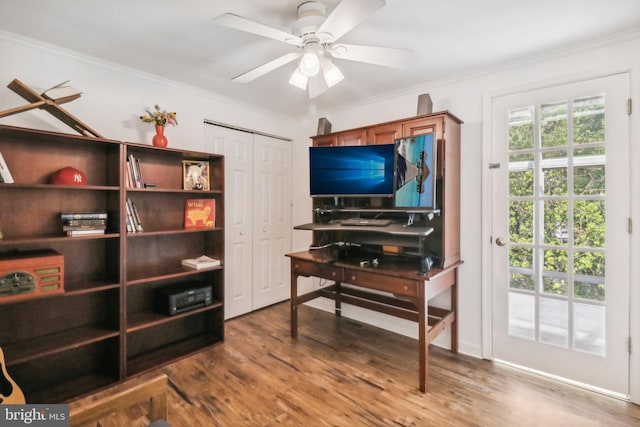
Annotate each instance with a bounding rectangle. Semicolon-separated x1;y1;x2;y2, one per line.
206;125;254;319
205;124;292;317
252;134;292;309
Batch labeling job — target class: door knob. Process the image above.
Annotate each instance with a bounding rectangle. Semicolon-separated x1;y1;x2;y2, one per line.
496;237;509;246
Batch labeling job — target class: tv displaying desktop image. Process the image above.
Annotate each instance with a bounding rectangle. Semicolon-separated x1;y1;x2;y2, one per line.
395;134;436;209
309;144;396;197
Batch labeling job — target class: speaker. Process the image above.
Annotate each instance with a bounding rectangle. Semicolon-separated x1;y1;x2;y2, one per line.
417;93;433;115
317;117;332;135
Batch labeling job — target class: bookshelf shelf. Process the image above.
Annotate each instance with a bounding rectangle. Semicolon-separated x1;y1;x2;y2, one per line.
0;124;225;403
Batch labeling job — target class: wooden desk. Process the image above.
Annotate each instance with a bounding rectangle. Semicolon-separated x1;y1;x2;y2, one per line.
286;250;460;392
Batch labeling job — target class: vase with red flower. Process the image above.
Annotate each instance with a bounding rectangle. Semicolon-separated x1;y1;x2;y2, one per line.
152;125;168;147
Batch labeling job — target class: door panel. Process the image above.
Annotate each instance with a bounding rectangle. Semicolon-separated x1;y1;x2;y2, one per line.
206;126;254;319
491;73;630;394
252;134;291;309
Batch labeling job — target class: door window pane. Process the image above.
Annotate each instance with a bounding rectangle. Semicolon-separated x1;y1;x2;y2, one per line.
541;152;568;196
510;170;534;197
541;101;567;148
544;200;568;245
510;201;533;243
509;107;534;151
574;302;606;356
543;249;568;295
573;95;605;144
574;164;605;195
574;200;605;248
574;251;605;302
509;292;535;340
509;246;534;291
539;297;568;348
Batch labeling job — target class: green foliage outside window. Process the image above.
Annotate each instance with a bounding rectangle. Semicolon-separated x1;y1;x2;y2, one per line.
507;96;606;302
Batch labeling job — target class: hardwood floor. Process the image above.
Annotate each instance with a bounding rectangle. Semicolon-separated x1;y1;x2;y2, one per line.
70;302;640;426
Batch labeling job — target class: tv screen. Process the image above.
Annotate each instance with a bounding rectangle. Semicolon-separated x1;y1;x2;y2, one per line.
309;144;395;197
395;134;436;209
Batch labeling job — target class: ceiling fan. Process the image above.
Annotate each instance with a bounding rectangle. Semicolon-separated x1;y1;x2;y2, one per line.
213;0;412;99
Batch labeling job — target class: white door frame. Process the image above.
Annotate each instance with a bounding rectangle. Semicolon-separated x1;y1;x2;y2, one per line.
480;69;638;402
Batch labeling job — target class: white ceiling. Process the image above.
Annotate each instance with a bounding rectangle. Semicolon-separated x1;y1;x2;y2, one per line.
1;0;639;117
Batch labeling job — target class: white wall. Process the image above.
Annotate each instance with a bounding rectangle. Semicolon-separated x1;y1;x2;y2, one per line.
2;27;639;402
0;31;295;148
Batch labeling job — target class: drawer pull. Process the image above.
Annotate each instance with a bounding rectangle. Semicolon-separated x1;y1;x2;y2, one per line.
331;271;336;277
351;275;356;281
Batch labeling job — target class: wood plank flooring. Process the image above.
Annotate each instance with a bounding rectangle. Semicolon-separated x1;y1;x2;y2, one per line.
70;302;640;426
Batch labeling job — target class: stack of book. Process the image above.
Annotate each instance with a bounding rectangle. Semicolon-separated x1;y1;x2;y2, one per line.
181;255;221;270
62;211;107;236
125;198;144;233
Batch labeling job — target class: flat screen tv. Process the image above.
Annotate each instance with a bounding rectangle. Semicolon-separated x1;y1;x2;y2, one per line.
394;134;436;209
309;144;396;197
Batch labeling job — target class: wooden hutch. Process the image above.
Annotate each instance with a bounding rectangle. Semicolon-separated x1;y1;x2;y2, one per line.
287;110;462;392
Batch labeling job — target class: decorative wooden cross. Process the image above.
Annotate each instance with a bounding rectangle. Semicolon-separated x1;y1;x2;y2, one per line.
0;79;103;138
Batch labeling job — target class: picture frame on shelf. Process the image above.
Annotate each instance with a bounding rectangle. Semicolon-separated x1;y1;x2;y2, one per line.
182;160;210;191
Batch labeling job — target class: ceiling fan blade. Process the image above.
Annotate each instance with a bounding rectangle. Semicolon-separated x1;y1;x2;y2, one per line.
329;44;412;68
214;13;302;47
232;53;301;83
317;0;385;43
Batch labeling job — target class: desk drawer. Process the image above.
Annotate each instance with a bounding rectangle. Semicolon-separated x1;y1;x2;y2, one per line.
292;260;342;281
344;268;417;297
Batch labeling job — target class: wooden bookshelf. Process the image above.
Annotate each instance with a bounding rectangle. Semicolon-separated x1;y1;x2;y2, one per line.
0;125;225;403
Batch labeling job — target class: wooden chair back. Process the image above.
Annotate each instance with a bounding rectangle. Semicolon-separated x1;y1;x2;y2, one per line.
69;374;169;427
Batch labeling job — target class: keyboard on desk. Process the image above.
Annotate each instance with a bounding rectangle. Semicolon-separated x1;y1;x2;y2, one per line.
340;218;392;227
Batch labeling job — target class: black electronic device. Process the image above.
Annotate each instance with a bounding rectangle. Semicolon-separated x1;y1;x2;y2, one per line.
154;283;212;316
308;134;437;210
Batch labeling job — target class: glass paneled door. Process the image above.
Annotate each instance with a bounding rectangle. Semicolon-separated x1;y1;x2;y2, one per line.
491;74;630;394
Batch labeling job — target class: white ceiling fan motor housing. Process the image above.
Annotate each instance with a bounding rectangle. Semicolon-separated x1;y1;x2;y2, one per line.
292;1;327;38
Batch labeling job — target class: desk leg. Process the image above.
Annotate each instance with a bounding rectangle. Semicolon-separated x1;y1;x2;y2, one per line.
335;281;342;317
418;283;427;393
451;269;458;353
291;272;298;339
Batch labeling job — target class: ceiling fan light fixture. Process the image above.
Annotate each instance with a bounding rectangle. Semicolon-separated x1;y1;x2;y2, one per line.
322;59;344;88
289;68;308;90
299;51;320;77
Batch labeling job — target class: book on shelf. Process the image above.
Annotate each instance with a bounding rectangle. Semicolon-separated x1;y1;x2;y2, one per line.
63;219;106;227
61;211;108;220
125;159;133;188
0;152;14;184
181;255;221;270
184;199;215;229
63;223;106;231
62;216;107;235
66;229;105;236
125;197;144;233
127;154;144;188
